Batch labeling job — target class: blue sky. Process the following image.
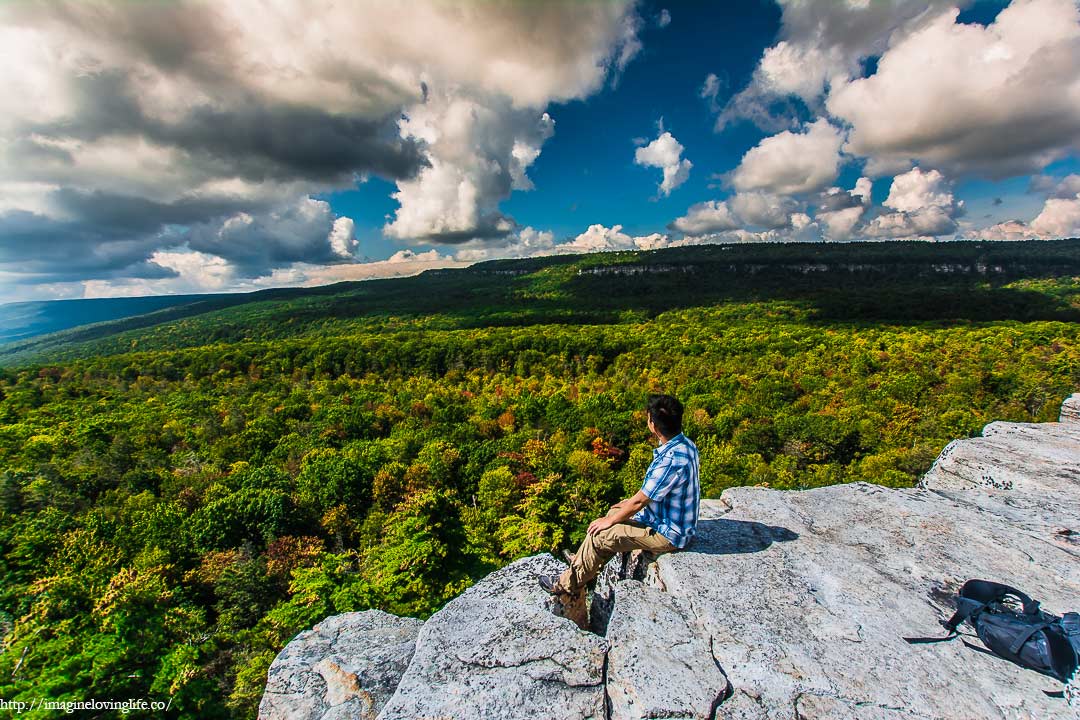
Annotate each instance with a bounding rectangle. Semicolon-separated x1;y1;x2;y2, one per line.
1;0;1078;301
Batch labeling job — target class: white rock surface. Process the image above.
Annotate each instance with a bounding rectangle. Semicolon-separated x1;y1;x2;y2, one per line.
921;419;1080;496
376;554;608;720
657;483;1079;719
919;416;1080;546
1061;393;1080;423
258;610;422;720
605;579;729;720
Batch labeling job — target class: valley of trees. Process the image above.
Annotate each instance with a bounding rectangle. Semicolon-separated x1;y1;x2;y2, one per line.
0;240;1077;717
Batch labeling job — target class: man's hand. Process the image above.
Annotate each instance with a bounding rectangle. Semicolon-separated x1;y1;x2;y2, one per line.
587;516;615;536
588;490;652;535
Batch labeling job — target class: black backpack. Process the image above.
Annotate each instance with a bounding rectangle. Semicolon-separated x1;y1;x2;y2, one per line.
905;580;1080;685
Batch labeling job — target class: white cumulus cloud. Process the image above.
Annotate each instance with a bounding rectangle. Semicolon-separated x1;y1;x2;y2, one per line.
634;131;693;196
967;219;1038;241
729;192;797;229
864;167;963;238
328;217;358;258
817;206;866;241
731;119;845;195
559;224;672;253
882;167;956;213
453;226;557;262
1030;195;1080;238
827;0;1080;178
716;0;966;130
385;93;554;242
668;201;740;235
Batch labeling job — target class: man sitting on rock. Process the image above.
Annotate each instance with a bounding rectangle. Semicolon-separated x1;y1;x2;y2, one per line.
538;394;700;621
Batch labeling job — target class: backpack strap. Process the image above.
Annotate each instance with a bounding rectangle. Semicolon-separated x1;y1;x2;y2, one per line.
948;596;993;632
1043;622;1080;683
1008;621;1056;655
995;610;1078;682
960;579;1041;615
1062;612;1080;637
904;596;987;644
904;580;1039;645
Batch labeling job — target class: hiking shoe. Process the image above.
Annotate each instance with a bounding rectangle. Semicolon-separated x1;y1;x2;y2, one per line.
538;574;569;595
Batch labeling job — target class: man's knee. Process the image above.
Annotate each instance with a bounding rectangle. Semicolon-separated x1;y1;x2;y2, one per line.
590;525;624;551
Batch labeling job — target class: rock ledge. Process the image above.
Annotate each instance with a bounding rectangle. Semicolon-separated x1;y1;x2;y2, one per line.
261;396;1080;720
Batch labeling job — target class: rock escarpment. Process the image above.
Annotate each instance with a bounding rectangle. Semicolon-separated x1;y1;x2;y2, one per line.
260;394;1080;720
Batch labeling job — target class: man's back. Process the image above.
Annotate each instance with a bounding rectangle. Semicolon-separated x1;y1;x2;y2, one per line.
633;432;700;549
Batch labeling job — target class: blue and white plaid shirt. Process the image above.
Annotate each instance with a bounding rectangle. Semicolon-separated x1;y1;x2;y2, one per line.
632;432;700;548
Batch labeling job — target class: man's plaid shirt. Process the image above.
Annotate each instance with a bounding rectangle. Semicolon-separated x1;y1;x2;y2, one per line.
632;432;700;548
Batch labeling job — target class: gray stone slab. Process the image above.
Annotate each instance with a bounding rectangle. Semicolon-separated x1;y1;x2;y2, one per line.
655;478;1080;719
259;610;422;720
376;554;608;720
606;578;729;720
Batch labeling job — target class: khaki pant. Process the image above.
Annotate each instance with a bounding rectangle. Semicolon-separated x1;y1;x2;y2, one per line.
557;520;676;593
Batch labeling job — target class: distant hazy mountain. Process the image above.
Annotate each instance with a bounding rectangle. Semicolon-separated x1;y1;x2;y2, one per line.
0;294;232;344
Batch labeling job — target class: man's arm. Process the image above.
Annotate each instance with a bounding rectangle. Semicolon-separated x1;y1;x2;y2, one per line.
587;490;650;535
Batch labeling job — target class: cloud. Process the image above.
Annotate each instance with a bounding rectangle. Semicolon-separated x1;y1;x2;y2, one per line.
668;192;798;235
328;217;358;259
0;206;181;283
817;178;871;213
1030;173;1080;199
699;73;722;112
827;0;1080;178
865;205;959;238
966;191;1080;240
668;201;740;235
731;119;845;195
558;224;672;254
817;206;866;241
634;131;693;196
79;249;236;299
1030;194;1080;238
851;177;873;206
806;178;872;240
755;41;841;104
183;197;360;276
729;192;797;229
0;0;643;294
715;0;970;131
61;247;470;302
716;0;1080;183
864;167;963;238
454;222;675;261
966;219;1038;241
453;226;557;262
657;9;672;28
385;249;450;264
881;167;956;213
679;227;811;245
384;92;554;242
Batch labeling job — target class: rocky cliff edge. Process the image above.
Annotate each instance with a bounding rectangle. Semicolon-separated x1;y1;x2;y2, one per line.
259;394;1080;720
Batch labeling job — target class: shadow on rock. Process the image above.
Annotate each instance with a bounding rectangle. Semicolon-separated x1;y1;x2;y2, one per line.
684;519;799;555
